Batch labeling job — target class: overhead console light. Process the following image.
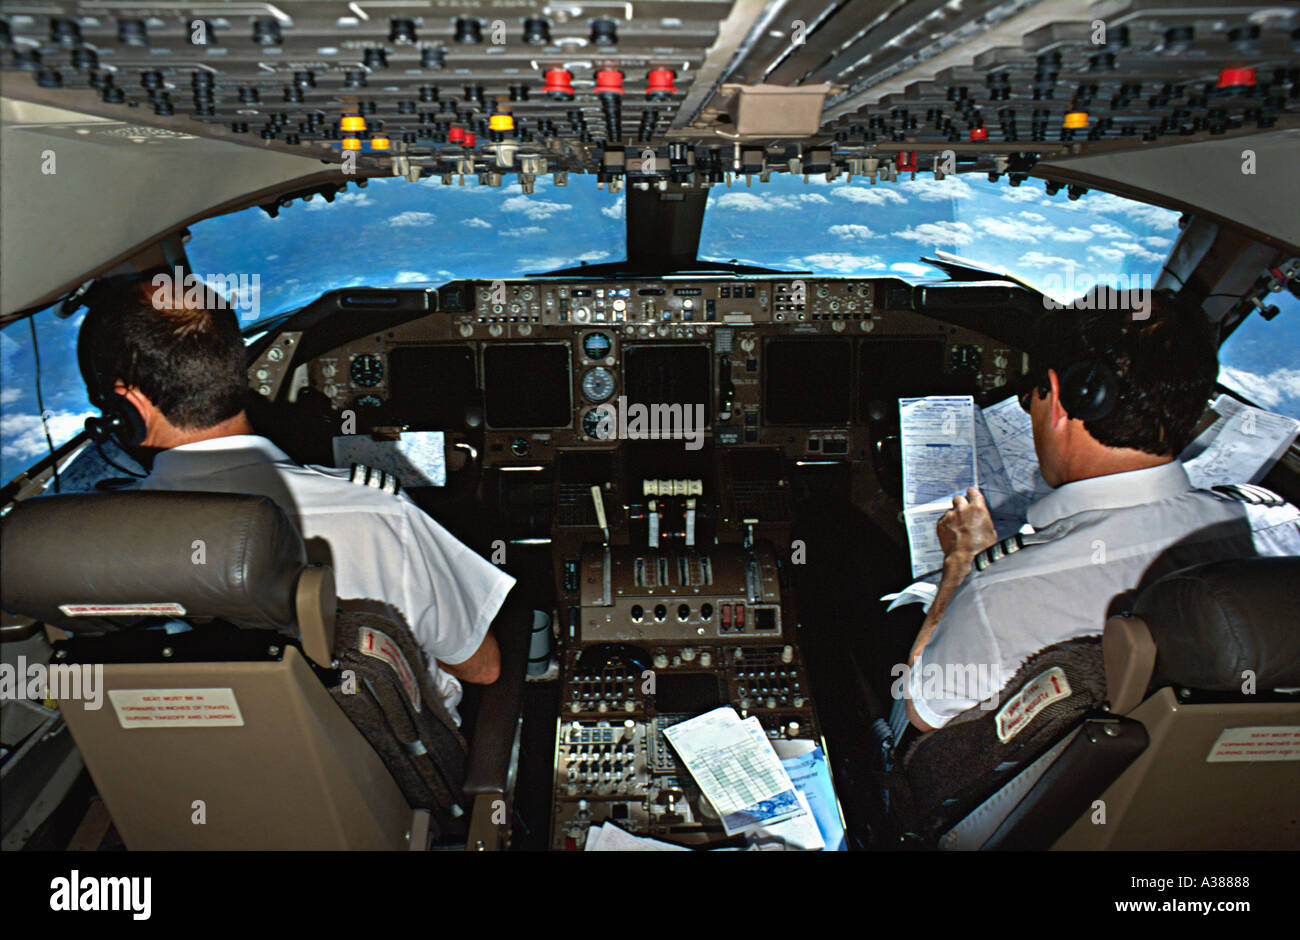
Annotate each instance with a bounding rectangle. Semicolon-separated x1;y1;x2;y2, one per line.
118;18;148;46
1063;111;1089;129
523;17;551;45
455;17;483;44
370;136;390;150
590;18;618;46
389;18;417;44
252;18;282;46
1217;67;1256;90
646;68;678;100
719;84;837;137
544;69;575;100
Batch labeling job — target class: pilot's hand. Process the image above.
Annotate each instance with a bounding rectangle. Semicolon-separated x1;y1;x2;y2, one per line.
937;487;997;567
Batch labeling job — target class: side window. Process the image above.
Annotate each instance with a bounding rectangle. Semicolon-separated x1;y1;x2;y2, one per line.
1;307;94;484
1217;291;1300;420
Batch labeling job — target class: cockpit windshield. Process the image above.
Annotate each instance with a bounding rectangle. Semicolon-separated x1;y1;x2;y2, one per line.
699;173;1180;298
186;175;626;330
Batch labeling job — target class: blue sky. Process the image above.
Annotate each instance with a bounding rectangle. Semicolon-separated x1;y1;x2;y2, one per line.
2;171;1296;483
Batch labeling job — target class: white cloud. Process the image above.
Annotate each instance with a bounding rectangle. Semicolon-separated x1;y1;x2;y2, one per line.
1216;366;1300;409
1090;222;1129;239
784;253;884;273
1;387;23;406
393;271;430;284
501;196;572;220
501;225;546;238
973;216;1054;242
1018;211;1047;222
1018;251;1076;268
714;192;776;211
1051;227;1094;243
891;262;934;277
304;190;373;211
463;217;492;229
518;250;610;271
894;220;975;247
898;177;975;201
388;211;436;227
601;202;625;220
1000;186;1043;203
799;193;831;205
1063;193;1180;230
1088;241;1164;264
830;185;906;206
1086;245;1126;264
1;409;95;462
828;223;878;240
1143;236;1172;249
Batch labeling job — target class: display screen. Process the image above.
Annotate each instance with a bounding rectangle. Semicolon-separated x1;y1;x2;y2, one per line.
654;672;725;713
622;345;711;417
859;339;966;418
388;345;478;428
484;343;572;428
764;339;852;425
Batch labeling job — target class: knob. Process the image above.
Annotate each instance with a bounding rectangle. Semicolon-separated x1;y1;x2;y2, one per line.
630;604;643;621
681;647;696;662
765;697;777;709
781;645;794;663
653;652;668;669
700;603;713;619
677;604;691;621
699;651;712;667
787;721;801;736
653;604;667;622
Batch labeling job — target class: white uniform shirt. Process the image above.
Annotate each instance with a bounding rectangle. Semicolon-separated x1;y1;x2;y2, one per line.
136;435;516;722
909;460;1300;729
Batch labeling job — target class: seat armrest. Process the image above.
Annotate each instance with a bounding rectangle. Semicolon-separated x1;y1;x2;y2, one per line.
462;593;531;797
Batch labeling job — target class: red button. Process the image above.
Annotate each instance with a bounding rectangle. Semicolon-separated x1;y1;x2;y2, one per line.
969;127;987;141
720;604;732;628
1217;67;1256;88
735;604;746;628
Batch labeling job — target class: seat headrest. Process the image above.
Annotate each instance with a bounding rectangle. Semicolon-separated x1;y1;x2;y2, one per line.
1;492;307;633
1135;556;1300;692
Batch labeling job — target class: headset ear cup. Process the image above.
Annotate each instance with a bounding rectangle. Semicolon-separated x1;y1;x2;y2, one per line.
1059;359;1119;422
105;393;147;448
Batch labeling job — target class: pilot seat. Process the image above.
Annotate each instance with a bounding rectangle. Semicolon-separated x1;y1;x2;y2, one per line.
878;556;1300;850
0;491;529;851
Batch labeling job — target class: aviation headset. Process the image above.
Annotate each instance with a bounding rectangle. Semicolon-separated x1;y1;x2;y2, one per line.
75;275;150;449
1033;311;1126;424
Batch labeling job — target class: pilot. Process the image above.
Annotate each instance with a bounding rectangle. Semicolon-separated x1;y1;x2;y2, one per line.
80;277;514;723
904;288;1300;732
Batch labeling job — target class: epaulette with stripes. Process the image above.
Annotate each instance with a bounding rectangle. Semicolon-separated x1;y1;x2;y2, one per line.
1210;483;1285;507
349;463;401;495
974;532;1029;571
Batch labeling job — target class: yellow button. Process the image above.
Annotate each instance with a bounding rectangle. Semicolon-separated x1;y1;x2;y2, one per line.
341;115;366;131
489;113;514;132
370;136;390;150
1063;111;1089;129
341;137;362;150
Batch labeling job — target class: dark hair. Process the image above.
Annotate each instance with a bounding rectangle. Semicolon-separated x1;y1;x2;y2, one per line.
84;275;249;431
1031;288;1218;456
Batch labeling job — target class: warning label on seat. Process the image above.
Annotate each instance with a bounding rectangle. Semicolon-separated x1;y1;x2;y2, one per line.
108;688;244;728
1205;726;1300;762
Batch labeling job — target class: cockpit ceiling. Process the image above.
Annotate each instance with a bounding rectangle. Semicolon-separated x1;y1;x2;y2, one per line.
2;1;1297;177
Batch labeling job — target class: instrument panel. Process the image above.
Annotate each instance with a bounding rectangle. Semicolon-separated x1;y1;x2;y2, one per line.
266;277;1027;467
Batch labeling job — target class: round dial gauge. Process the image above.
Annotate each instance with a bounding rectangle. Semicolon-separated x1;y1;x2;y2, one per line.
582;332;612;360
581;366;615;403
350;353;384;387
352;394;383;409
